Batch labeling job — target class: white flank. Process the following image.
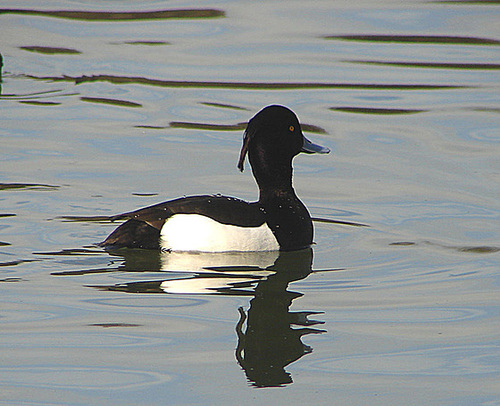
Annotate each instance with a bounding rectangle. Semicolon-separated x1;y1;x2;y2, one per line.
160;213;280;252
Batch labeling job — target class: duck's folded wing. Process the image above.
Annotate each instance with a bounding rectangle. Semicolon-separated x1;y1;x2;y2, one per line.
100;219;161;249
112;195;265;228
101;195;265;249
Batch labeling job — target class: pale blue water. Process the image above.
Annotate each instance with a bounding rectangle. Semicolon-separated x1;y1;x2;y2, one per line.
1;1;499;405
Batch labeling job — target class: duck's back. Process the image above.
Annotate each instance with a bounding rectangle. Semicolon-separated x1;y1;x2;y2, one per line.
100;195;269;250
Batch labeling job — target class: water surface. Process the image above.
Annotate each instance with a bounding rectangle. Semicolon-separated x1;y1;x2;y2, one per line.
1;1;499;405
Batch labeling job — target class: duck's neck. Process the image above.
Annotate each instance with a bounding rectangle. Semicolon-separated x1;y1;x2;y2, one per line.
249;151;294;199
248;148;313;250
257;176;294;201
253;163;313;251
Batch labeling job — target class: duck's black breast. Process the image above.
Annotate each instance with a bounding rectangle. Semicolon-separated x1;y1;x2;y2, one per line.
259;191;314;251
100;195;266;249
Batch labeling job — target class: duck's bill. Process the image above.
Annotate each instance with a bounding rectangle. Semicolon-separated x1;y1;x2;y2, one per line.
302;137;330;154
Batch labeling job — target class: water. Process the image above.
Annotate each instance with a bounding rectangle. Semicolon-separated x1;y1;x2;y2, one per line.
1;1;499;405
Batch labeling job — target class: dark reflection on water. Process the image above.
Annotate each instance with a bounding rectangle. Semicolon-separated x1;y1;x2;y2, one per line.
26;74;469;90
20;46;81;55
80;96;142;108
118;41;170;46
0;259;37;267
53;248;329;387
200;102;249;111
431;0;500;4
89;322;142;328
331;107;427;115
349;60;500;71
0;89;75;100
57;216;113;223
40;248;105;256
166;121;327;134
391;240;500;254
0;277;23;282
324;34;500;45
18;100;61;106
422;241;500;254
0;182;60;191
0;8;225;21
168;122;247;132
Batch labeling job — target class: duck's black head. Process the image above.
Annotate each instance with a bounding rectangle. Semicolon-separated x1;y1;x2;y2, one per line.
238;105;329;191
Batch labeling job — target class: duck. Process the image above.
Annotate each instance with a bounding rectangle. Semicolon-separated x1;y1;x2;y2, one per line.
99;105;330;252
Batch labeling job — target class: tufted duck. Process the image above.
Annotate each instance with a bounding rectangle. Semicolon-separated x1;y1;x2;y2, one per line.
99;105;330;252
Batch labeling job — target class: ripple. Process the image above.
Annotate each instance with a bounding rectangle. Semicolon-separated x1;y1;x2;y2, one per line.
0;332;165;348
468;126;500;143
87;297;207;308
308;345;500;376
328;306;484;323
0;309;57;324
0;366;171;390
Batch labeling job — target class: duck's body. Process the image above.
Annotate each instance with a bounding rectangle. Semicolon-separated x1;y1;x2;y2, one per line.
100;105;329;252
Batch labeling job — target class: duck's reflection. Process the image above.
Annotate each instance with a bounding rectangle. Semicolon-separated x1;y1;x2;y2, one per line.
233;249;325;387
73;248;326;387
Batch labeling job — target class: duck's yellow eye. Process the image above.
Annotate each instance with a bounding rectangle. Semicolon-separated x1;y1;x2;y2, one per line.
289;125;294;132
